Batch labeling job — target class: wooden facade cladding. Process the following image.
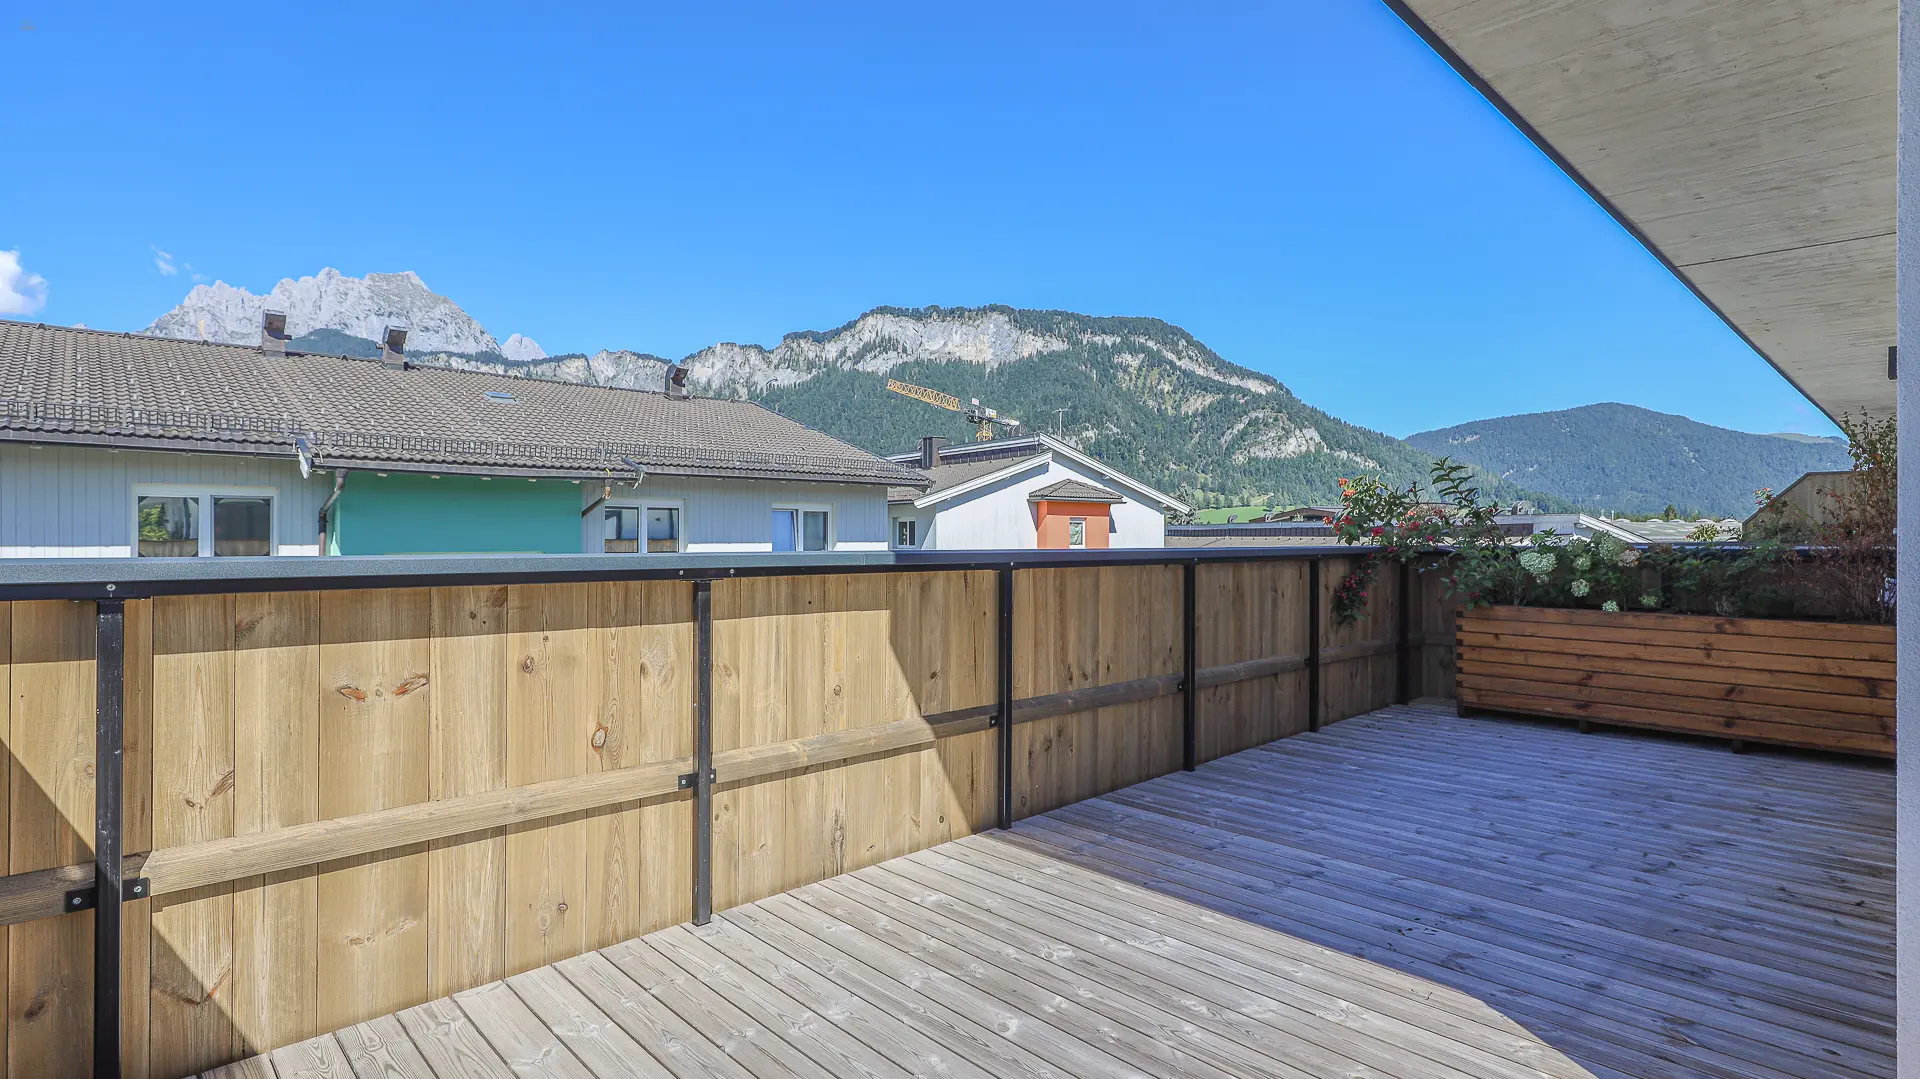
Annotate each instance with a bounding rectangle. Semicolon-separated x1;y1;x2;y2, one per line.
0;557;1441;1077
1457;605;1895;757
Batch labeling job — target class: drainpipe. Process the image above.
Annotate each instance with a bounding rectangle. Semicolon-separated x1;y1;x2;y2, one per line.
317;469;347;554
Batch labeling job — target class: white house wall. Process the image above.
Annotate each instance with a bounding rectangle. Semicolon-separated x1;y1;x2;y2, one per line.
0;442;335;557
916;455;1168;550
580;475;889;553
0;443;891;559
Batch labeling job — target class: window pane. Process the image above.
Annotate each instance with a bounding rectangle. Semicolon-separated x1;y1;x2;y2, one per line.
604;507;638;553
803;510;829;551
646;507;679;553
1068;517;1086;547
771;509;797;552
213;497;272;556
137;496;200;557
895;518;915;548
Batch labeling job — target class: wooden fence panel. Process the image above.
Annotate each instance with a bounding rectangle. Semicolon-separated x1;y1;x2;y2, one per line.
709;572;997;913
11;601;99;1077
314;589;432;1035
231;593;321;1057
149;594;236;1078
1318;556;1401;723
425;585;508;999
1012;566;1182;820
1412;563;1458;700
1193;561;1309;763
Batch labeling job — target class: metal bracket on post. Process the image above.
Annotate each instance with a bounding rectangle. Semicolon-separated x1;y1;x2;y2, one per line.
1307;559;1322;733
677;769;714;791
1181;561;1197;772
93;596;126;1079
691;580;714;926
64;876;150;914
995;567;1015;831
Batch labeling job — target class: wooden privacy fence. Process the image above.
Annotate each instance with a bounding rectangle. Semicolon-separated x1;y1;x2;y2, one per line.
0;549;1452;1079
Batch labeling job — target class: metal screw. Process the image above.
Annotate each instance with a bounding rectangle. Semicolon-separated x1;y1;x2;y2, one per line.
104;583;116;592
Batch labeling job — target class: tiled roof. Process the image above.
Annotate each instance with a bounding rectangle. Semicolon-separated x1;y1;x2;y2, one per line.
887;448;1047;503
1027;478;1123;503
0;320;925;486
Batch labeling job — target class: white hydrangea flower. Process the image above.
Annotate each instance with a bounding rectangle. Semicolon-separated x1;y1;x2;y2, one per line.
1639;593;1660;608
1601;600;1621;613
1517;549;1556;581
1573;555;1592;572
1617;548;1641;567
1570;579;1591;597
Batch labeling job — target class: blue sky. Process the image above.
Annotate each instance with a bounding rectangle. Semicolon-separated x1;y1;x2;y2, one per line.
1;2;1834;438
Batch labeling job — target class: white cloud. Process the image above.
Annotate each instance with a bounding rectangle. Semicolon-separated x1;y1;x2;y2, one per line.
0;250;47;315
153;246;177;276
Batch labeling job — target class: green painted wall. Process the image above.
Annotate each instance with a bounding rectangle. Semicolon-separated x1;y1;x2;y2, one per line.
326;473;583;555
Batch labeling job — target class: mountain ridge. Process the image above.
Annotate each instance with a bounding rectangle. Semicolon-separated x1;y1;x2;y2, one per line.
1405;402;1850;517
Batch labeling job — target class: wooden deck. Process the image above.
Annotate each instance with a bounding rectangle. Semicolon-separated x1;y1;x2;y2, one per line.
206;702;1896;1079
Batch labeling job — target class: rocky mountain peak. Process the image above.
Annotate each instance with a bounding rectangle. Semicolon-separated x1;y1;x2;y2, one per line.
144;267;507;356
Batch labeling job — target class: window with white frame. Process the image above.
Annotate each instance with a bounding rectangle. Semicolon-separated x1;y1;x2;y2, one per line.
603;502;683;553
772;505;831;552
893;517;917;549
1068;517;1087;548
134;487;275;557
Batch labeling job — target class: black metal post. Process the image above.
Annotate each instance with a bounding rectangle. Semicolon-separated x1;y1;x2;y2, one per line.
691;580;714;926
1396;559;1413;705
93;597;125;1079
996;567;1015;830
1181;561;1197;772
1306;559;1322;733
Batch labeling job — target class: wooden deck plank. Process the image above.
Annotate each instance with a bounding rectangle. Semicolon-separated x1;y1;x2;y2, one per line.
502;965;675;1079
685;915;1000;1079
208;703;1892;1079
267;1032;356;1079
395;998;516;1079
1062;792;1891;1071
719;900;1071;1079
333;1014;438;1079
1022;809;1881;1079
551;951;753;1079
450;980;596;1078
808;874;1304;1079
640;924;912;1079
599;936;820;1079
750;893;1149;1079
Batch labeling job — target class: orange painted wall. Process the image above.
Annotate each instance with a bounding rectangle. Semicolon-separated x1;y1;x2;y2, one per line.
1034;501;1112;549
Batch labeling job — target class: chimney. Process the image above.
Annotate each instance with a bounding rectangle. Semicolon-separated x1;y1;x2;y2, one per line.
664;363;690;399
919;435;948;470
379;325;408;369
260;310;289;354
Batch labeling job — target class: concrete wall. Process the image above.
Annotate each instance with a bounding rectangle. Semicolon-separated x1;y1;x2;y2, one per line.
0;442;334;556
908;454;1169;550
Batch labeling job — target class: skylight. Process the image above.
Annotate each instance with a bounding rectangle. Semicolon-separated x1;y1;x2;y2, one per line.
485;390;519;403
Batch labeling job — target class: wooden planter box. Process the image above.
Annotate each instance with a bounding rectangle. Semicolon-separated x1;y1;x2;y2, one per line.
1457;605;1894;757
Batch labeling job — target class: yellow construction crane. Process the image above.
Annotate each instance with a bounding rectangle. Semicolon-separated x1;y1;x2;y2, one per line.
885;379;1022;441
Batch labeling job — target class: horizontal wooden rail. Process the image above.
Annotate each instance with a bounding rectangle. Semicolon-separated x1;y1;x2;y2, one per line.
0;635;1404;926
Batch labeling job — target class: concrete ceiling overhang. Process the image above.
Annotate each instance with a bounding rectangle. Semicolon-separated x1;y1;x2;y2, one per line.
1383;0;1896;424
